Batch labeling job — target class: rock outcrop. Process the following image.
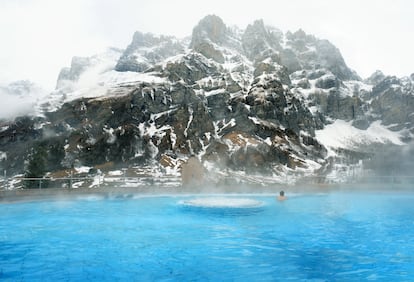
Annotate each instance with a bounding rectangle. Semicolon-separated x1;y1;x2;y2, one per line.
115;32;185;72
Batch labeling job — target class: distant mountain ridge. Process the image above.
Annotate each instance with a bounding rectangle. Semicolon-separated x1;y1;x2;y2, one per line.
0;15;413;187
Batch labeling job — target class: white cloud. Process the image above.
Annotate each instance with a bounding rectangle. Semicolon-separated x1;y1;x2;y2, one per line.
0;0;109;90
0;0;413;91
0;82;47;119
0;92;36;119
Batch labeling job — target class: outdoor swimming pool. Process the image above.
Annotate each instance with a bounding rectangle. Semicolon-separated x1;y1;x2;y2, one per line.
1;192;414;281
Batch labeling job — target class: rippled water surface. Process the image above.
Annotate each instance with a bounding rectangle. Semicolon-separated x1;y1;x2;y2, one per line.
1;192;414;281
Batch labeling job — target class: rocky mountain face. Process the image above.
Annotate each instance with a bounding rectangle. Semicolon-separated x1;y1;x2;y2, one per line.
1;15;413;186
366;73;414;132
115;32;185;72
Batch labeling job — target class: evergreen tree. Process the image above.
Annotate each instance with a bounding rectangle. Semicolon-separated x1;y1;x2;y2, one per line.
24;146;48;188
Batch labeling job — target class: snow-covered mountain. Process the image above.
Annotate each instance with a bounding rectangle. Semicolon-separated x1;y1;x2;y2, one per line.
1;15;413;187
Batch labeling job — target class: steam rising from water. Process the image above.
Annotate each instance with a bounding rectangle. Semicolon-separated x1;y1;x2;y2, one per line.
180;197;264;208
364;142;414;176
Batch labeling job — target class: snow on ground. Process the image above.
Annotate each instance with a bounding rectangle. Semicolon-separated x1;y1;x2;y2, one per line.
204;88;226;97
75;166;92;174
249;116;283;130
42;71;166;114
0;151;6;161
39;47;167;114
150;108;178;121
315;120;405;156
343;80;373;93
99;71;166;86
138;121;171;139
72;181;85;189
108;170;124;176
301;159;323;172
89;175;102;188
103;126;117;144
54;72;165;102
0;126;9;132
161;53;186;69
213;118;236;137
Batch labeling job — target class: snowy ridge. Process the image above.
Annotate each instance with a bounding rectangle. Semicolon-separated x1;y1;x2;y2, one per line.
316;120;404;156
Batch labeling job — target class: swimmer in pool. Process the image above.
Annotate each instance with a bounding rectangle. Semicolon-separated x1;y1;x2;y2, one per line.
277;190;287;201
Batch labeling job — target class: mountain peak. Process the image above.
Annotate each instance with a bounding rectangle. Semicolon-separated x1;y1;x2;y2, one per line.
190;14;228;47
365;70;385;85
115;30;185;72
242;19;282;61
189;15;229;63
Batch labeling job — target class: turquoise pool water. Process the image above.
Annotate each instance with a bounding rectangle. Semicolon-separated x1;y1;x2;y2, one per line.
1;192;414;281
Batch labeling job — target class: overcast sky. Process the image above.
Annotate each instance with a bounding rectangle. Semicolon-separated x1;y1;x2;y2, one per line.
0;0;413;91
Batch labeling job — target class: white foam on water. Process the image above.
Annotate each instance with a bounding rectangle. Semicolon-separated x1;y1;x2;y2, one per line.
180;197;264;208
76;195;105;201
